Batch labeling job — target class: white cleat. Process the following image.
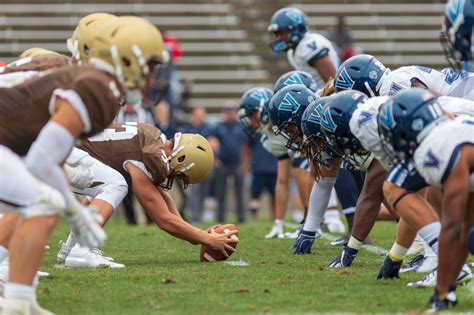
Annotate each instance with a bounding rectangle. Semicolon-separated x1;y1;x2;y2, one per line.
407;264;472;288
0;262;49;279
283;228;300;239
56;241;69;264
400;255;438;273
91;248;115;262
265;224;284;239
64;246;124;269
323;211;346;234
0;298;53;315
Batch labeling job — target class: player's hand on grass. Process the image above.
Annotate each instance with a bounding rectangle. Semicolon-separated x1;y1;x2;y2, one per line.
292;230;316;254
376;255;402;280
328;246;358;269
207;228;239;258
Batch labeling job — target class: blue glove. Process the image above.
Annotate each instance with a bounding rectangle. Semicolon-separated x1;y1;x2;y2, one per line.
377;255;402;279
427;286;457;312
328;246;358;269
292;230;316;254
468;227;474;254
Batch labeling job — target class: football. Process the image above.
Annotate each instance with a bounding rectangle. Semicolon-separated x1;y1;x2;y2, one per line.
200;224;239;262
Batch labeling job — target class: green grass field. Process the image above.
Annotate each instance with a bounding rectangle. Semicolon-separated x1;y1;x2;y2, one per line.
38;220;474;314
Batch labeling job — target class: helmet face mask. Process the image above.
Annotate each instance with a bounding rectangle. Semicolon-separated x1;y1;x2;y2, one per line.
163;133;214;190
239;87;273;137
320;90;370;169
269;84;317;152
440;0;473;72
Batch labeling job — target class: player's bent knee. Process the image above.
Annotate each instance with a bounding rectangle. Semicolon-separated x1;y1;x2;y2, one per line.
96;181;128;210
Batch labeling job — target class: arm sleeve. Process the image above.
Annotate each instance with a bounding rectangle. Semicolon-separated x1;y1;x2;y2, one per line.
303;177;337;232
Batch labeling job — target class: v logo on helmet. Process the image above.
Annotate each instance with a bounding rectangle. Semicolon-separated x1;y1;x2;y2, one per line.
321;110;337;132
335;68;355;90
250;90;269;101
446;0;464;23
307;104;324;124
279;92;300;112
284;73;303;86
378;103;396;129
285;10;302;24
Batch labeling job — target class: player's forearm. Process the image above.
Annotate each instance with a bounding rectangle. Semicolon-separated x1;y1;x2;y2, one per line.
437;222;467;296
156;211;211;246
351;161;386;243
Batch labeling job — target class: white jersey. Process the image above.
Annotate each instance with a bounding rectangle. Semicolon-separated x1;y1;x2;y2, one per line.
438;96;474;116
350;95;474;171
259;124;289;158
379;66;474;100
287;32;340;87
414;116;474;190
350;96;392;170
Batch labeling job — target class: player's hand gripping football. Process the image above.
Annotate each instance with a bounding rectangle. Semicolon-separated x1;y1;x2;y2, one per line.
63;199;106;249
207;228;239;258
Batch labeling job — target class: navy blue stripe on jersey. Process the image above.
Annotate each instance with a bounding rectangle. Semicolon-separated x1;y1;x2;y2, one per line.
307;48;329;66
441;142;474;184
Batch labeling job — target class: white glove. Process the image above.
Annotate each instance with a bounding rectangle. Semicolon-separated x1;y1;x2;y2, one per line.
64;161;94;190
63;199;106;249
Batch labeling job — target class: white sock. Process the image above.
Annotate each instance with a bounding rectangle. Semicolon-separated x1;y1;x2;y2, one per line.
347;235;364;250
342;207;356;215
4;282;35;301
304;177;337;232
0;245;9;263
324;209;340;220
275;219;284;228
418;222;441;255
389;242;408;261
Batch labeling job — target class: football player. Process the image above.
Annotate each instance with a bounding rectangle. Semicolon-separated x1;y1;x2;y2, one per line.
332;53;473;271
377;88;474;311
55;123;238;268
268;7;340;87
334;53;474;100
0;16;165;313
318;89;473;285
239;83;315;239
0;14;125;273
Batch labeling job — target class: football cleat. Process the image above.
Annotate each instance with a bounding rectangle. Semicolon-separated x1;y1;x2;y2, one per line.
265;224;284;239
377;255;402;280
0;260;49;279
64;246;124;269
407;264;472;288
328;246;358;269
56;240;70;264
323;211;346;234
427;286;457;312
400;254;438;273
292;230;317;254
0;298;53;315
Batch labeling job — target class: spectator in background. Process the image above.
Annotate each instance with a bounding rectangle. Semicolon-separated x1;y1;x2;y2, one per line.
154;99;177;139
241;135;278;221
162;31;184;117
327;16;360;61
179;106;214;223
209;103;246;223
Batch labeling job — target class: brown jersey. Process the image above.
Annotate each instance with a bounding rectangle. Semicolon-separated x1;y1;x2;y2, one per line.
2;54;69;73
79;123;169;186
0;65;123;156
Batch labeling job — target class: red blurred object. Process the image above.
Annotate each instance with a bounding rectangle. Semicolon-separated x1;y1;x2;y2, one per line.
164;35;183;61
342;47;356;61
